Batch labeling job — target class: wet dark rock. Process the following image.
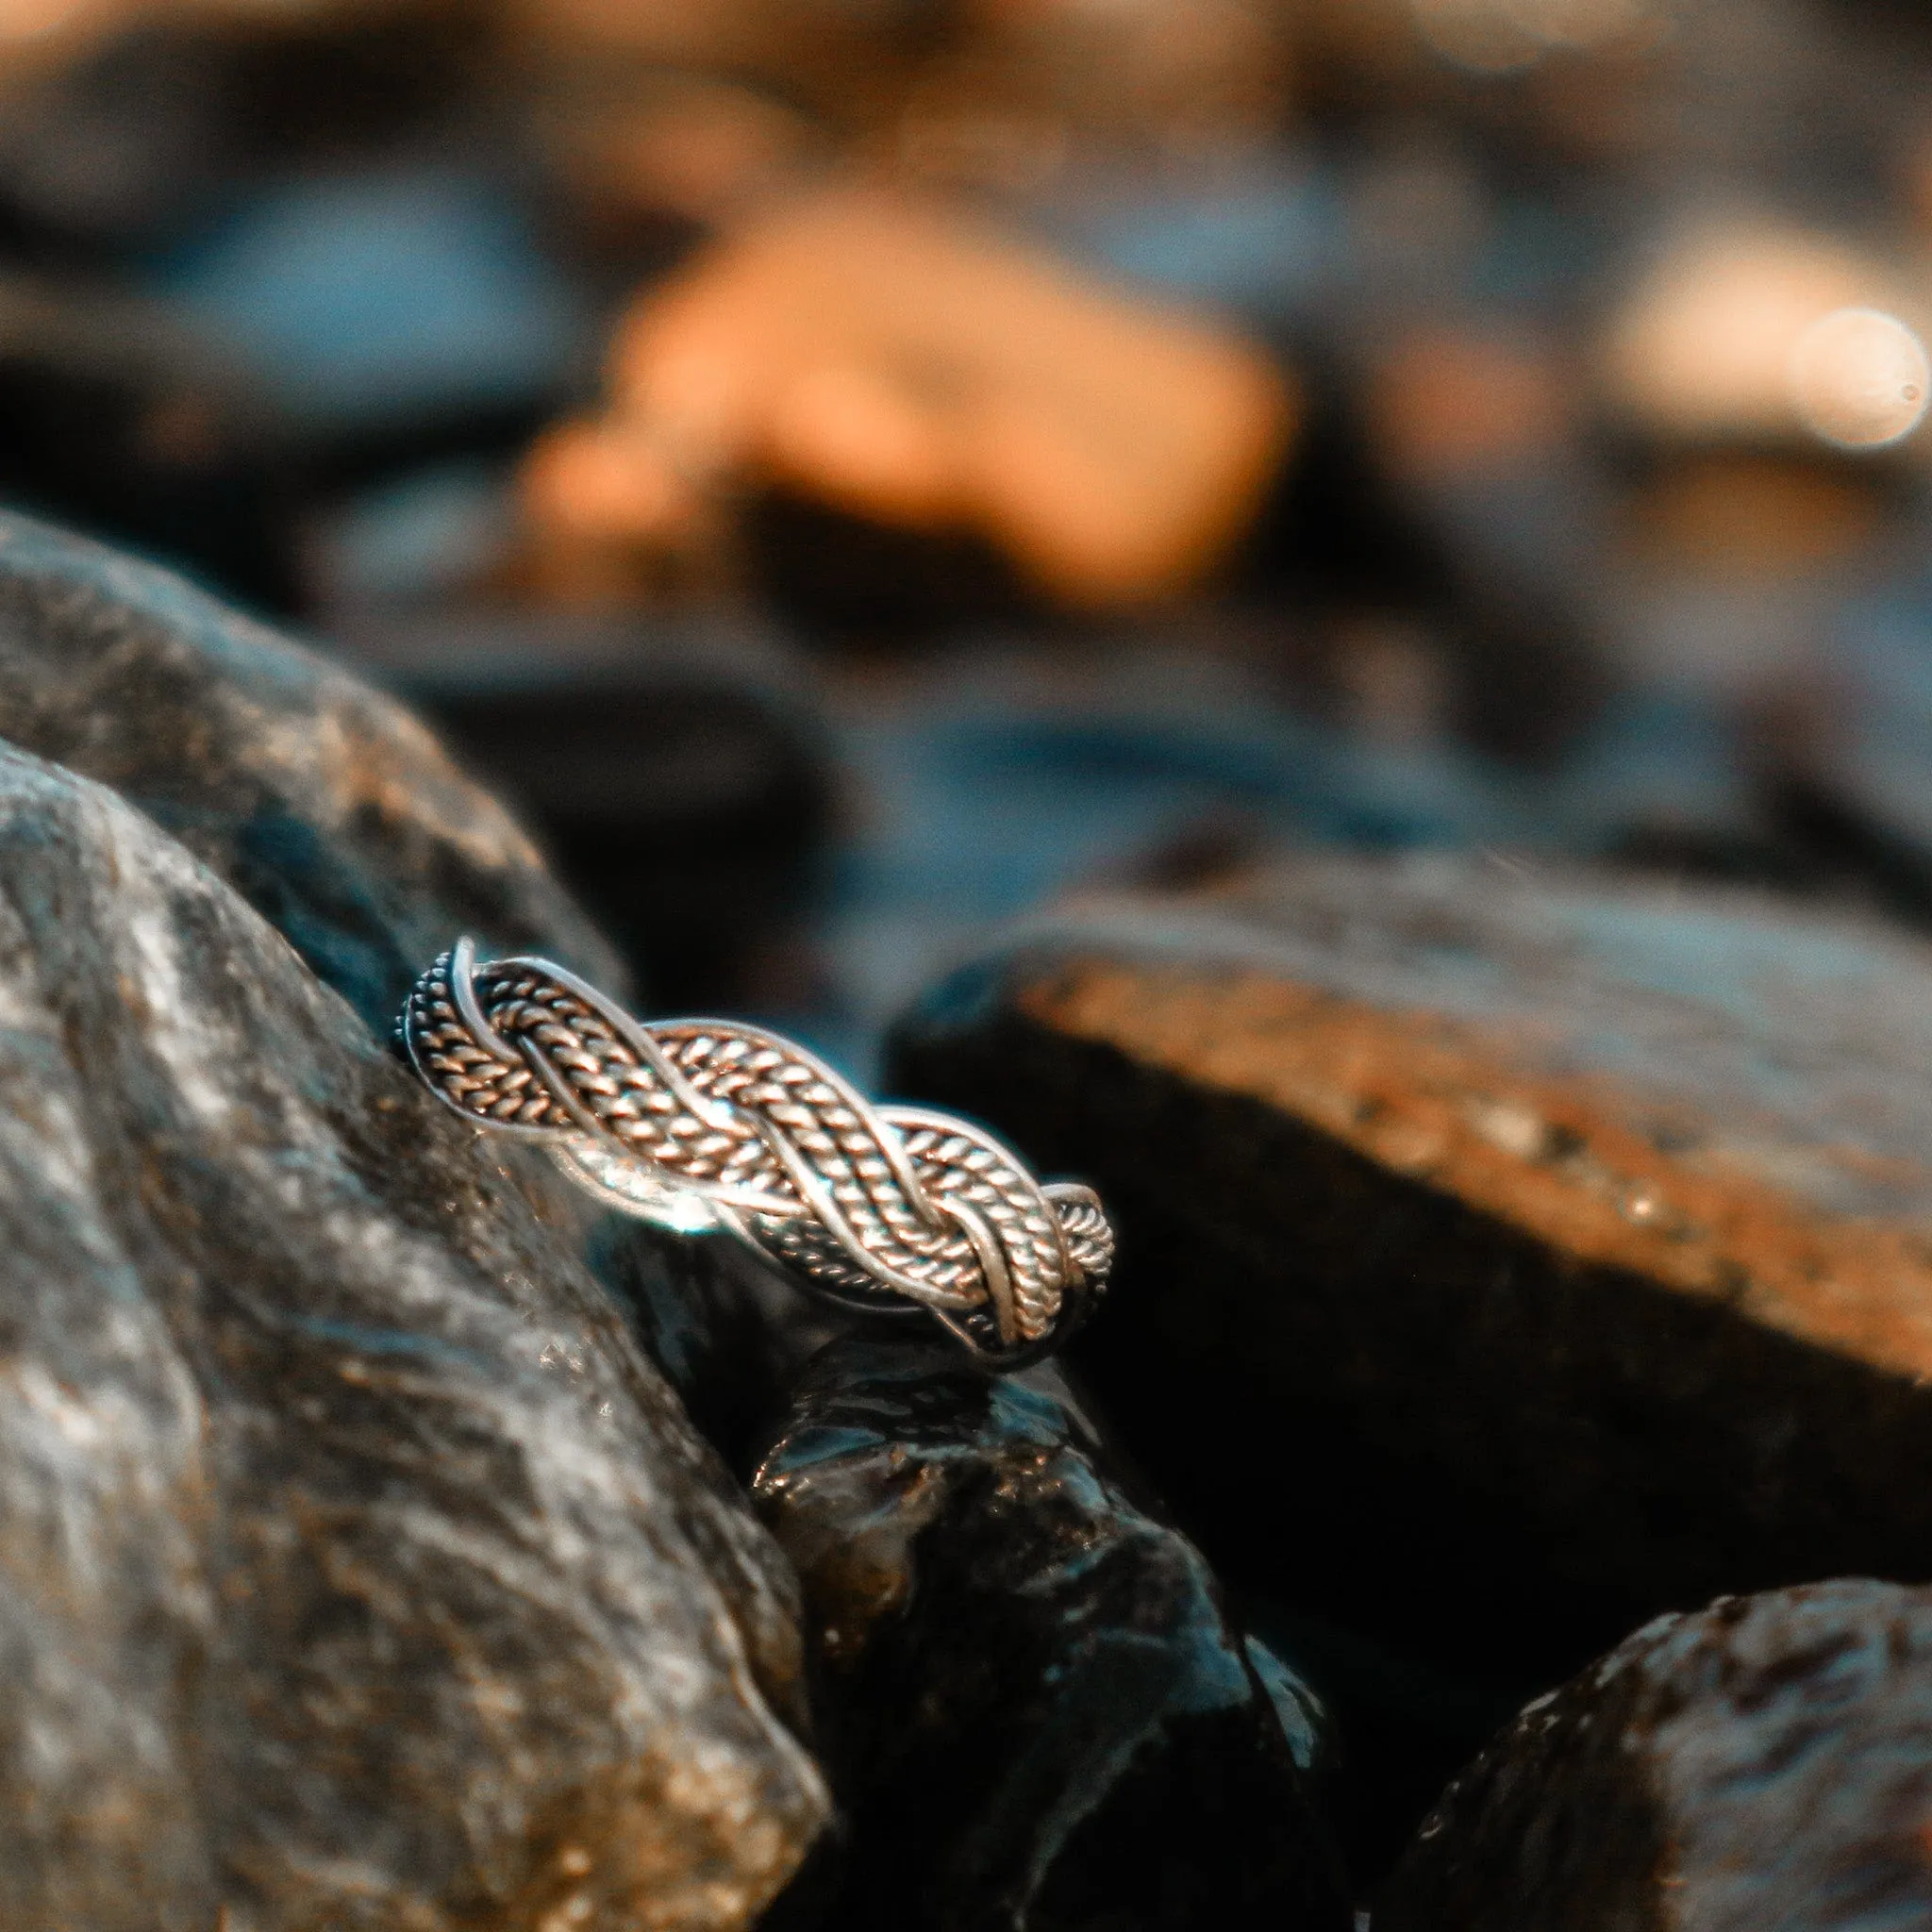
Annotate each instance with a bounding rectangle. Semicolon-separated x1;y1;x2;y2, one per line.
750;1335;1351;1932
0;510;622;1033
887;852;1932;1690
0;7;488;258
0;741;830;1930
745;487;1041;642
592;1212;843;1474
0;277;303;612
1762;627;1932;936
337;609;830;1010
1378;1579;1932;1932
1239;1598;1531;1891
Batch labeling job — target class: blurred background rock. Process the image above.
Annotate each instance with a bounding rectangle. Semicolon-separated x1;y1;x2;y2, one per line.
6;0;1932;1062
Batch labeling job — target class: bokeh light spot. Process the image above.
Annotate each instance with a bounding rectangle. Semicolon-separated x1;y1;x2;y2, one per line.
1788;307;1930;451
1409;0;1662;72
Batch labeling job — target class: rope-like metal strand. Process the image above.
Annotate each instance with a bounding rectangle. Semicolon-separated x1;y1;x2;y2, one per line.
398;941;1113;1358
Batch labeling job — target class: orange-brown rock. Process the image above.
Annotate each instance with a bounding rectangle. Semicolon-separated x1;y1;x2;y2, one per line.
520;184;1297;614
886;854;1932;1684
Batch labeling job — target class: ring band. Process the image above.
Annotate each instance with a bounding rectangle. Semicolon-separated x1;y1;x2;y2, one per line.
397;940;1113;1365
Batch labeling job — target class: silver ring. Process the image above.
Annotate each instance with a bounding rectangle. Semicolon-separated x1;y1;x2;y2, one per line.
396;940;1113;1366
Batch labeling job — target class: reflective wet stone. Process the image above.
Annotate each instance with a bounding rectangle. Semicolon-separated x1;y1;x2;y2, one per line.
1377;1579;1932;1932
0;742;829;1930
750;1335;1351;1932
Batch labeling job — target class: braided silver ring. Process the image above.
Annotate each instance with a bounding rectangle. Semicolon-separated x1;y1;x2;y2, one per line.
396;940;1113;1366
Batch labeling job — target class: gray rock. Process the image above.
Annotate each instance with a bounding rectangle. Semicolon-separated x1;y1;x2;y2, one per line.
0;742;829;1930
0;508;624;1034
1377;1579;1932;1932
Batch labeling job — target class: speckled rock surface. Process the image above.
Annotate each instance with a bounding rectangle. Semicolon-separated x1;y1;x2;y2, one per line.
888;854;1932;1683
1378;1579;1932;1932
0;508;623;1033
751;1336;1350;1932
0;742;829;1931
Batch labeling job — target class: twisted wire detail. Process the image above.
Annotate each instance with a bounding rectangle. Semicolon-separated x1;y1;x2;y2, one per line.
398;941;1112;1357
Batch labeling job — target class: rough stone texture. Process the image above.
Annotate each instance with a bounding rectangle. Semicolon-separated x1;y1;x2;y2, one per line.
1377;1579;1932;1932
0;508;624;1035
750;1335;1350;1932
0;741;830;1930
887;853;1932;1685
